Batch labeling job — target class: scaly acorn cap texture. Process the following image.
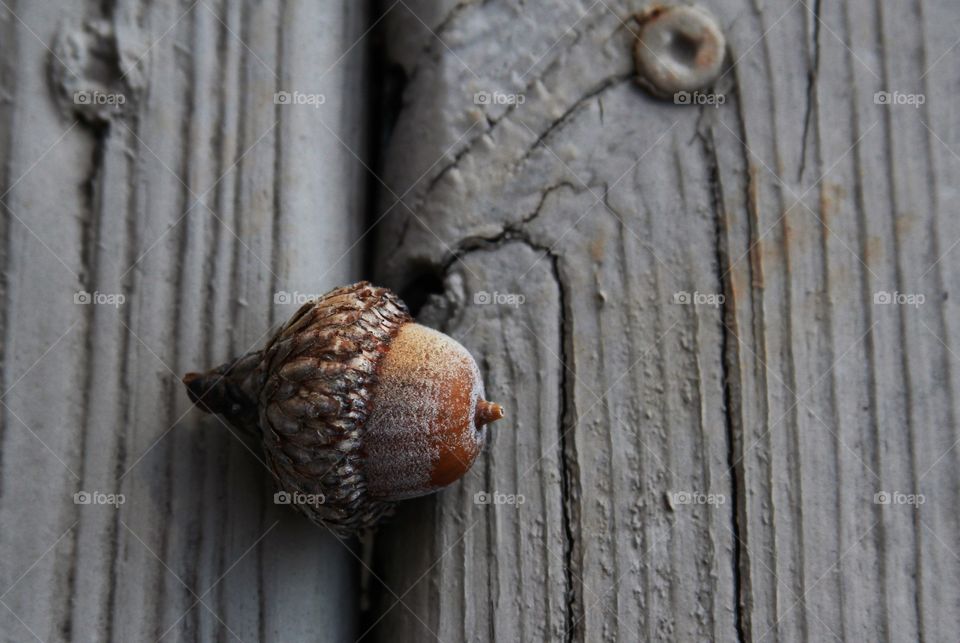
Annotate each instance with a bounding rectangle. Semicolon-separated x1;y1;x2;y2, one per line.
182;281;504;536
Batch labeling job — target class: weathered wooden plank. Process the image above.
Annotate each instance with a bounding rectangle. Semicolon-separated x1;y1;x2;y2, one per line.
2;0;957;641
0;1;370;641
370;244;568;642
715;0;960;640
370;2;735;641
369;1;960;642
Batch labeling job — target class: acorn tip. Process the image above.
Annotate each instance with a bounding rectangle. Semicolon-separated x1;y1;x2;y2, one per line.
476;400;505;427
182;372;207;406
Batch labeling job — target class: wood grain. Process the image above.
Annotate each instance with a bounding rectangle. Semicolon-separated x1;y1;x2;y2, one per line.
1;0;958;641
0;1;371;641
368;1;960;642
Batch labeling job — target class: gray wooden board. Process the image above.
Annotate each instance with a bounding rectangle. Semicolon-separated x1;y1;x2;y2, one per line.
1;0;958;641
0;1;371;641
369;1;960;642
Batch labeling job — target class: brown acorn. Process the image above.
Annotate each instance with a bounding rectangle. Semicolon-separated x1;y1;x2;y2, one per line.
182;281;504;536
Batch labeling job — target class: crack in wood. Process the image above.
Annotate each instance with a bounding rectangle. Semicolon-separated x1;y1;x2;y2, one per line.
703;121;749;643
798;0;822;182
434;226;584;641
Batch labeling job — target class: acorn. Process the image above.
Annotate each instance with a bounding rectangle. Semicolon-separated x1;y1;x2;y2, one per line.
182;282;504;536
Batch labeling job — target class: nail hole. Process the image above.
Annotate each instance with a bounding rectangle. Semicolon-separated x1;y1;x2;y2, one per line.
668;31;702;65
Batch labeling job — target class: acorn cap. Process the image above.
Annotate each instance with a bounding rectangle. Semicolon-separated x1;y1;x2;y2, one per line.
258;282;412;534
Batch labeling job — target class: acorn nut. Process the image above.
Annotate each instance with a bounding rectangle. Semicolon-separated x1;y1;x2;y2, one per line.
182;282;504;536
